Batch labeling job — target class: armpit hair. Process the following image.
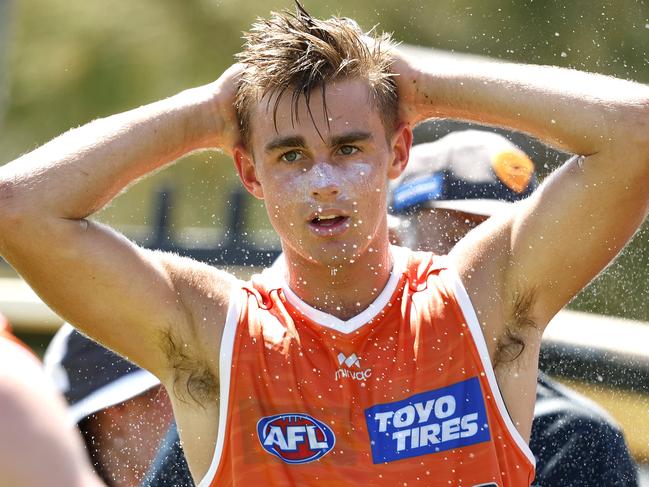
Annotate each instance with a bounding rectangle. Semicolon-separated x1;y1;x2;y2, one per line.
160;328;218;407
493;286;540;368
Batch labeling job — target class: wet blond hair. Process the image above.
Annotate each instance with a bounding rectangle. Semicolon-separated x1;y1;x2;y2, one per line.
235;2;398;147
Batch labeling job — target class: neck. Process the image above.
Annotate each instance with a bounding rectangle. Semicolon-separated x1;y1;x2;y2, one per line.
282;235;394;320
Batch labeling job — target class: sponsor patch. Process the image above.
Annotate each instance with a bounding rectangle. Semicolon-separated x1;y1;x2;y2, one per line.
365;377;490;463
335;352;372;382
257;413;335;464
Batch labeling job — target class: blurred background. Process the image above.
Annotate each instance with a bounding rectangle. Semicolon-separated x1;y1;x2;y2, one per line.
1;0;649;480
2;0;649;319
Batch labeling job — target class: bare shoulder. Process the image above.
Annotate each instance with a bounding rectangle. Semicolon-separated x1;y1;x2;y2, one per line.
153;251;243;403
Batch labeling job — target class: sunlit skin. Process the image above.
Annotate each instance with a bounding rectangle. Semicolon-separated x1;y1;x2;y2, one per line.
234;79;411;319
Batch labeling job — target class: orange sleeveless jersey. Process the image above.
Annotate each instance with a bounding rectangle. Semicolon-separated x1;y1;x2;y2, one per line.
199;247;535;487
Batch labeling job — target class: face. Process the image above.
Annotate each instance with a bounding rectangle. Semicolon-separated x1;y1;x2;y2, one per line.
234;79;411;268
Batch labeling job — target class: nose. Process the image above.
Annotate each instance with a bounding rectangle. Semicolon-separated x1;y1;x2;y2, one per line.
309;161;341;200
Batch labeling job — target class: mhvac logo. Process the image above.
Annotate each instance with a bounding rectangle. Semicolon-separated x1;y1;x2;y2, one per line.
335;352;372;381
365;377;490;463
257;413;336;464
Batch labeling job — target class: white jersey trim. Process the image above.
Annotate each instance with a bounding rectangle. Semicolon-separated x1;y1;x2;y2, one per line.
444;266;536;467
197;284;242;487
279;245;409;334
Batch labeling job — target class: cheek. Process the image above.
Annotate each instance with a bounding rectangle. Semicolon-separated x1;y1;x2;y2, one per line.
348;161;389;203
262;164;308;195
260;173;304;225
347;161;380;184
342;161;389;208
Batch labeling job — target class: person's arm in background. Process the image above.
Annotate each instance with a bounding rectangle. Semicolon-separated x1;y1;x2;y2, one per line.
0;339;104;487
0;66;242;382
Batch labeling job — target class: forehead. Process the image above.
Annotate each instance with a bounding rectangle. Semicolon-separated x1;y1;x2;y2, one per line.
249;79;386;145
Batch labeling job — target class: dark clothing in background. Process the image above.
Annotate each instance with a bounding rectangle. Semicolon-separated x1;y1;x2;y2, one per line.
531;373;638;487
141;422;194;487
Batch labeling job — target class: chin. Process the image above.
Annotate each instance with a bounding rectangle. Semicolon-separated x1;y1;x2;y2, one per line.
301;239;365;268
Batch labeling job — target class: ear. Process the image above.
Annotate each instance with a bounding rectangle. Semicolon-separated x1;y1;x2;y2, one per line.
387;122;412;180
233;145;264;199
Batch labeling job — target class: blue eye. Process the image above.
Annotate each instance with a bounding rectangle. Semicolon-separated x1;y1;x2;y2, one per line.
281;150;302;163
339;145;359;156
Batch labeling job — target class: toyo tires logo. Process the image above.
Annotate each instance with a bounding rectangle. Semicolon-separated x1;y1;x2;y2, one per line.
257;413;336;464
365;377;490;463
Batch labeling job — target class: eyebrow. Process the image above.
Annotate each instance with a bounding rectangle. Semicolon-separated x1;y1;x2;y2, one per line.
330;131;373;147
264;131;373;154
264;136;306;153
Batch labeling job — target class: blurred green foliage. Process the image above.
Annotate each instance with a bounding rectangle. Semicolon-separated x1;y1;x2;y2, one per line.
0;0;648;319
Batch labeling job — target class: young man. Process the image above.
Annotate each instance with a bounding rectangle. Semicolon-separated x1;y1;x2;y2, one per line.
389;129;639;486
0;315;104;487
0;5;648;486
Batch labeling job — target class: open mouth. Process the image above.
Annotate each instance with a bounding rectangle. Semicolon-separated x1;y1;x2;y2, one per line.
308;213;351;237
311;215;348;227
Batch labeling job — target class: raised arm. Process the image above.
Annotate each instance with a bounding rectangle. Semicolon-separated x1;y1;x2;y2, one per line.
395;50;649;329
0;66;242;379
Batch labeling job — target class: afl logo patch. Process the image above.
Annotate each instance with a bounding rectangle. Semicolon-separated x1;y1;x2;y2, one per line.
257;413;336;464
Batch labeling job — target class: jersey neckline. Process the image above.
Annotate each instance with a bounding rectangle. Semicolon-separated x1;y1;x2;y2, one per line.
271;245;409;334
